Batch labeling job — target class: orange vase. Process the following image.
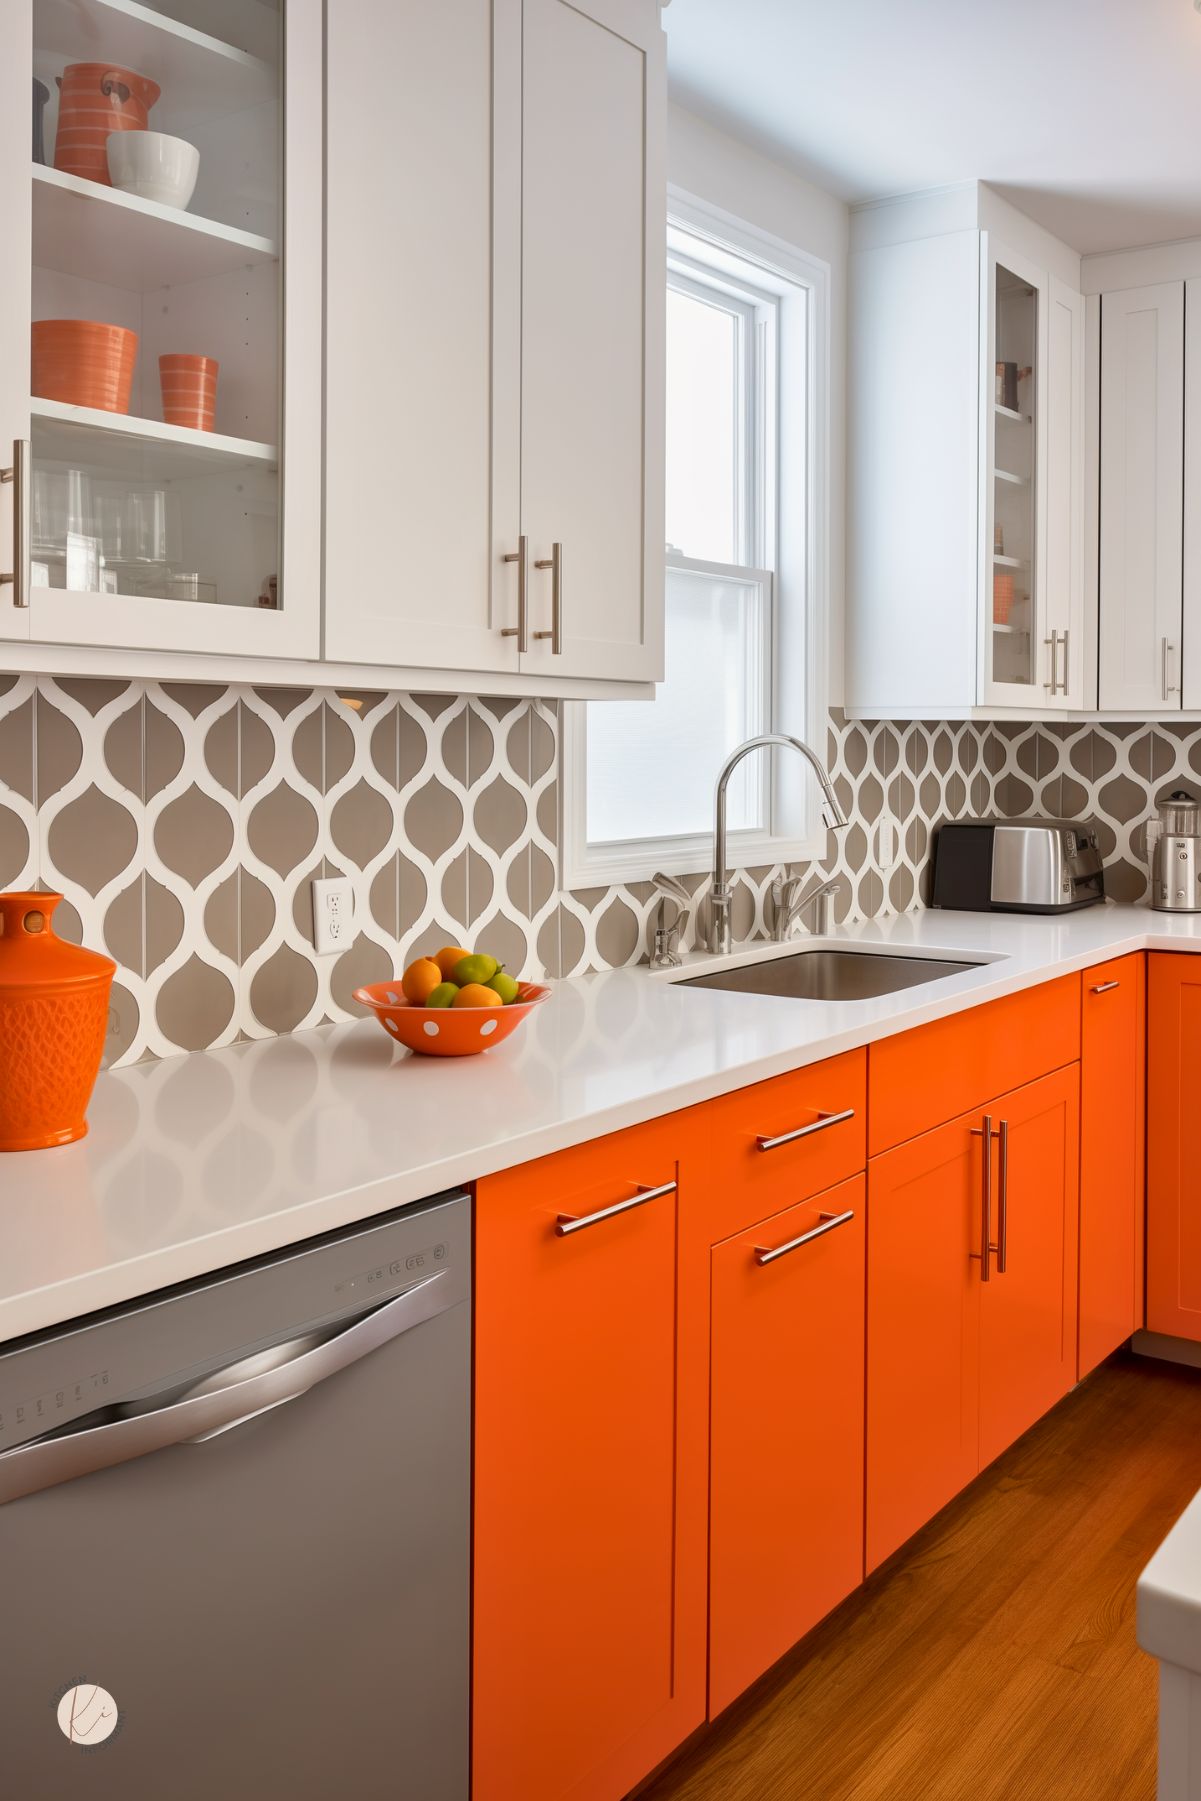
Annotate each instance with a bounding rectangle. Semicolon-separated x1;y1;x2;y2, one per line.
0;894;116;1152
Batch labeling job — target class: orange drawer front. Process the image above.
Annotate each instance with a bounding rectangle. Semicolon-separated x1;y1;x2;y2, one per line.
697;1049;867;1244
868;975;1080;1157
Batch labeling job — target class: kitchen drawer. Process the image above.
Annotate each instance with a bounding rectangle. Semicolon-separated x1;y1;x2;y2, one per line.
697;1050;867;1243
868;976;1080;1156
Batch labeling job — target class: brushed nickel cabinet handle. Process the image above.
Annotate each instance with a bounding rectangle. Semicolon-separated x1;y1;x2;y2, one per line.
0;439;30;608
1163;636;1179;701
555;1178;676;1236
532;541;562;653
997;1118;1010;1275
501;535;529;651
970;1114;996;1282
1090;980;1120;995
756;1107;855;1152
1061;629;1070;695
1043;632;1059;694
754;1208;855;1266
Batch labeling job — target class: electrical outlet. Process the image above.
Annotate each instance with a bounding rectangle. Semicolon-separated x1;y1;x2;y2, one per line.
876;816;899;870
312;878;354;954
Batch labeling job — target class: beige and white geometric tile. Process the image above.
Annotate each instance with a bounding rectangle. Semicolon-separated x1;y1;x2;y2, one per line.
0;673;1181;1068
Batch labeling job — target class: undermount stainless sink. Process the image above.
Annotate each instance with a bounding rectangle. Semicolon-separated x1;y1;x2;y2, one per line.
677;949;984;1002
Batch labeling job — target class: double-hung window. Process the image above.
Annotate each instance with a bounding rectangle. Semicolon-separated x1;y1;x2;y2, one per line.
561;194;830;887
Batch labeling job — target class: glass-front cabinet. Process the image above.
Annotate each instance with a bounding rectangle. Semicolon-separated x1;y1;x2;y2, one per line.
979;237;1084;710
0;0;320;656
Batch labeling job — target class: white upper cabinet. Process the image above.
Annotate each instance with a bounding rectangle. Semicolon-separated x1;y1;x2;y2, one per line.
1;0;322;657
323;0;517;675
1098;282;1184;712
1044;276;1087;709
518;0;665;683
325;0;665;687
847;186;1086;720
1183;278;1201;711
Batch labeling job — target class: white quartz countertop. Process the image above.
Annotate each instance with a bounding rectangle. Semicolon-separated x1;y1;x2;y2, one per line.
4;902;1201;1345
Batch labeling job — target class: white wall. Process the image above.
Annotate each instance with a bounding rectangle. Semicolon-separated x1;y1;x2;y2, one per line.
667;103;850;704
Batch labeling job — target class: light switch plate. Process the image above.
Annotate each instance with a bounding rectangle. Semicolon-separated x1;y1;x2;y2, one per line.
312;877;354;954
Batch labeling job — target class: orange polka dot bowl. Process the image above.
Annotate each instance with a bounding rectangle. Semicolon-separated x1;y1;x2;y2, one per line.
353;980;551;1057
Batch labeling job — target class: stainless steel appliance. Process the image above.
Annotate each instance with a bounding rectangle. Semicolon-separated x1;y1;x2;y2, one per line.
0;1193;470;1801
932;818;1105;913
1151;786;1201;913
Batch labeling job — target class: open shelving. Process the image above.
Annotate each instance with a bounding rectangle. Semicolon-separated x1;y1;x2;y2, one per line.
32;164;277;290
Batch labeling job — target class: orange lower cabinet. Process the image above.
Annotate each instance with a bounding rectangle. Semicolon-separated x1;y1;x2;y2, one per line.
866;1111;983;1571
1079;956;1145;1377
708;1175;865;1717
473;1115;707;1801
1147;954;1201;1341
977;1065;1080;1468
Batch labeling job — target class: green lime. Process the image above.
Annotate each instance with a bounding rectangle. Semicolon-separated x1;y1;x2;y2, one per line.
487;970;520;1005
453;953;499;986
426;982;459;1008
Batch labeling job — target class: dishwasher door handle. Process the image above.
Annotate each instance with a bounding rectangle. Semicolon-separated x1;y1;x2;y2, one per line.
0;1270;449;1506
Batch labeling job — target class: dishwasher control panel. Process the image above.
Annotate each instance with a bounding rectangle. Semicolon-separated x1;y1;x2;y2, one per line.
333;1238;451;1301
0;1368;111;1449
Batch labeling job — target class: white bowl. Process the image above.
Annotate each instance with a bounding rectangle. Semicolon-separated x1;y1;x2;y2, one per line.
105;131;200;211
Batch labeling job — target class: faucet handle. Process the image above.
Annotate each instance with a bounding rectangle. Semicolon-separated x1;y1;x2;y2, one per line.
648;874;692;969
651;871;691;907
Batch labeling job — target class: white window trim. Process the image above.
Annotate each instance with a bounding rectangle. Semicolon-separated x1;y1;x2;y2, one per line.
559;186;832;892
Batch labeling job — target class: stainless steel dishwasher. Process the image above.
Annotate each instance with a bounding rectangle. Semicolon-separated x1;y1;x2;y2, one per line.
0;1191;470;1801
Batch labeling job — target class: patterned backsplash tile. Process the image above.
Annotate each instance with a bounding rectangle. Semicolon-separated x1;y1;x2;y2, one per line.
0;674;1172;1066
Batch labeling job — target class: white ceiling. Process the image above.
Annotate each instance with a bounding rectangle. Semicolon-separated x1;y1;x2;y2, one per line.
663;0;1201;254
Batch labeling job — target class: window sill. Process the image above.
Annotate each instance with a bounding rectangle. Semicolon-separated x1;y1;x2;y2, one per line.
562;829;827;893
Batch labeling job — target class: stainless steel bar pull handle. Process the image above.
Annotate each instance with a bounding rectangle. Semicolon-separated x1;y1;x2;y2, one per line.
533;541;562;653
1061;629;1070;695
756;1107;855;1152
0;1270;449;1506
1043;632;1060;695
971;1114;995;1282
754;1208;855;1266
0;439;30;608
1090;980;1120;995
997;1118;1010;1275
1163;637;1179;701
555;1178;676;1236
501;535;529;651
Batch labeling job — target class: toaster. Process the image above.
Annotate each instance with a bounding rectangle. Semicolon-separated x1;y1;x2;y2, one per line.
932;819;1106;913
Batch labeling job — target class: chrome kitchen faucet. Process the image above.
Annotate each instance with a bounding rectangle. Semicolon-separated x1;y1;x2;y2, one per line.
708;735;849;955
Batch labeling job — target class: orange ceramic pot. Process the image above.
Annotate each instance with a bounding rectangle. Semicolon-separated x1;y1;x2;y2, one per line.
159;353;219;430
0;894;116;1152
54;62;161;186
32;319;138;414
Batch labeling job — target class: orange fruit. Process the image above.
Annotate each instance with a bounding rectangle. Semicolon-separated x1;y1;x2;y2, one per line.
435;945;472;980
401;957;443;1004
452;982;503;1009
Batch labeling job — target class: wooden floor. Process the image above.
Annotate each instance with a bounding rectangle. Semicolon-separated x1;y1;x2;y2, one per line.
641;1353;1201;1801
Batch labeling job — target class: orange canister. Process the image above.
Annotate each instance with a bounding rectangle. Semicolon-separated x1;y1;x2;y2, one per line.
0;893;116;1152
54;62;161;186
